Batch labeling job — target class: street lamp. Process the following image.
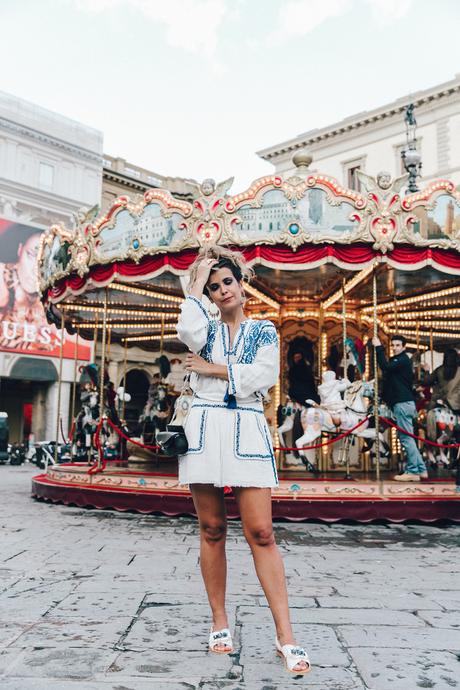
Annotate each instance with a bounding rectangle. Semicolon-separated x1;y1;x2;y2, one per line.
401;103;422;194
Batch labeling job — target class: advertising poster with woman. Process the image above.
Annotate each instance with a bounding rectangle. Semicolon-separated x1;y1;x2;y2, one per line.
0;219;91;360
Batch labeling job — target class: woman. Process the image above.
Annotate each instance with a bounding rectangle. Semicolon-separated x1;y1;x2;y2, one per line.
176;246;310;675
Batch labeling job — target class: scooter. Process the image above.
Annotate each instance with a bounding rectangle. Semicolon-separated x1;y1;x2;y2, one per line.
34;442;72;470
9;442;26;465
0;412;9;465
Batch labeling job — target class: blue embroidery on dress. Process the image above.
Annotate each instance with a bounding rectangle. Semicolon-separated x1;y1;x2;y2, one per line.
234;412;272;460
200;320;218;362
222;322;246;356
228;364;236;395
261;420;279;483
238;321;278;364
192;402;264;414
186;410;207;453
186;295;209;321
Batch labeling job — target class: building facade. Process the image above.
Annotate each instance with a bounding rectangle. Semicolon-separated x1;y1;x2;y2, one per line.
0;91;103;442
102;154;196;212
257;74;460;190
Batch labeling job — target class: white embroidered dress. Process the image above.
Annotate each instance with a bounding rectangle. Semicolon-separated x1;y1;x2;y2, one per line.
176;295;279;488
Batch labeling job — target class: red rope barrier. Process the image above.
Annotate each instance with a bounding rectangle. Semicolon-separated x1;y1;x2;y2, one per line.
380;417;460;449
105;417;160;450
274;416;370;451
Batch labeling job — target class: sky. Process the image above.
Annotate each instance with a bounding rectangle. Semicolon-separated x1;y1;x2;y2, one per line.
1;0;460;191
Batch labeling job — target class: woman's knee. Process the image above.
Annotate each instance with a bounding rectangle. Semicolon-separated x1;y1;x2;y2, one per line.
245;524;276;548
200;521;227;545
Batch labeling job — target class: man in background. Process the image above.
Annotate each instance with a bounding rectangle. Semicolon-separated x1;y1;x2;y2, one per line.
372;334;427;481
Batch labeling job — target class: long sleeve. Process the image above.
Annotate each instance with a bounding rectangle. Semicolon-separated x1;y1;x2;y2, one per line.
376;345;404;372
176;296;210;353
227;324;279;399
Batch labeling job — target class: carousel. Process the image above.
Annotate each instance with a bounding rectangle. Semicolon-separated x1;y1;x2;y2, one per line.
31;151;460;522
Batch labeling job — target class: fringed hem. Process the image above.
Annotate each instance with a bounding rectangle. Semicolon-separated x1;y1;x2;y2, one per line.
178;480;278;489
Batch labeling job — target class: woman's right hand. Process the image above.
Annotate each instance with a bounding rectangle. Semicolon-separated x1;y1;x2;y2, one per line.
190;258;219;297
195;258;218;283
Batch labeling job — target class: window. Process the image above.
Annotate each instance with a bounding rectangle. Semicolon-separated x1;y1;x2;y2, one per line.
347;165;361;192
39;162;54;189
342;156;366;192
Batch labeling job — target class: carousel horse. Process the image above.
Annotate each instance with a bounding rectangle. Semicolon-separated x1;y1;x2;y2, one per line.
140;383;172;443
277;398;306;467
295;377;390;466
423;403;460;468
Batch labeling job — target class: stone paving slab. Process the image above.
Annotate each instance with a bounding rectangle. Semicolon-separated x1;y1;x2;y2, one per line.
0;681;197;690
416;609;460;629
289;606;424;626
1;465;460;689
107;648;233;682
1;647;119;680
122;604;237;652
316;594;443;610
8;617;132;649
237;608;350;667
348;648;460;690
0;622;36;648
48;591;145;619
338;625;460;650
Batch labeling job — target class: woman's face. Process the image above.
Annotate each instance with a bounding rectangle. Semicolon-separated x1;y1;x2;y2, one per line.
17;234;41;294
207;266;243;313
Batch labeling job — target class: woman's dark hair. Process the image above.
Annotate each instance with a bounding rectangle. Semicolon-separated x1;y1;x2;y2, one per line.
442;348;459;381
188;245;253;297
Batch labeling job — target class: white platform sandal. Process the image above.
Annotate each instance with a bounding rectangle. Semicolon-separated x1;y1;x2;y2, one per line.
209;627;233;654
275;637;311;675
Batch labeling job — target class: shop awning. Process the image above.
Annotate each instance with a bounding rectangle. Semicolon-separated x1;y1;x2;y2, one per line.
9;357;58;382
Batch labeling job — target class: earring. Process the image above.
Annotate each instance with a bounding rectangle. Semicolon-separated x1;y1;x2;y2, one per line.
208;302;220;319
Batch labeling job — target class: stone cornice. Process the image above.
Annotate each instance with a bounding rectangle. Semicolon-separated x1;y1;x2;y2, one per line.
0;116;103;165
103;168;193;201
0;176;91;214
257;77;460;161
103;169;151;192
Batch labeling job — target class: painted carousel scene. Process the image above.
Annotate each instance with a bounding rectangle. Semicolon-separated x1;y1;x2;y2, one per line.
31;121;460;523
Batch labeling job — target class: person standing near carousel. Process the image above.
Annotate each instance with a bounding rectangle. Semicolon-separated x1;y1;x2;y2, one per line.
175;245;310;676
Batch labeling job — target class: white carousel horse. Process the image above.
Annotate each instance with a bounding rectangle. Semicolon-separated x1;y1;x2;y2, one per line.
295;379;389;465
424;403;459;467
277;400;306;467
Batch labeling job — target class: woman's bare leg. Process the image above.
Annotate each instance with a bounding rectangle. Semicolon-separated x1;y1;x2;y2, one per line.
190;483;230;650
233;486;308;672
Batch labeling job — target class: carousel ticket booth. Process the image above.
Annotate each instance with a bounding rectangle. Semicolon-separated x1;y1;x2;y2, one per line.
32;155;460;521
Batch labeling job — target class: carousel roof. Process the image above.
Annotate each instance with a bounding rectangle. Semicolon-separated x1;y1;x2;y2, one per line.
37;157;460;350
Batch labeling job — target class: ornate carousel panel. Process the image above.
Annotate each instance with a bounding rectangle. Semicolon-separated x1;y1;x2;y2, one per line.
33;158;460;522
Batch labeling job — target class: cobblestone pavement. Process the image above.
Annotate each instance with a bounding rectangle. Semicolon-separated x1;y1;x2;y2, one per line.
1;465;460;689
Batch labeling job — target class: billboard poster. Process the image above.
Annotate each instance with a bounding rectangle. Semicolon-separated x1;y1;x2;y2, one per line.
0;219;91;360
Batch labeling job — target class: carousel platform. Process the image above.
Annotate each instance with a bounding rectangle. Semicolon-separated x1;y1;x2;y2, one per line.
31;464;460;523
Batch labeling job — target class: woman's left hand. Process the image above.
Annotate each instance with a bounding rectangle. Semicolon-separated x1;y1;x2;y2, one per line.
185;353;213;375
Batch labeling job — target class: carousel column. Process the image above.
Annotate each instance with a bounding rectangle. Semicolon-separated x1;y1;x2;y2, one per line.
97;289;109;470
372;267;381;481
54;315;66;463
318;304;325;473
69;327;79;456
342;277;352;480
121;336;128;421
